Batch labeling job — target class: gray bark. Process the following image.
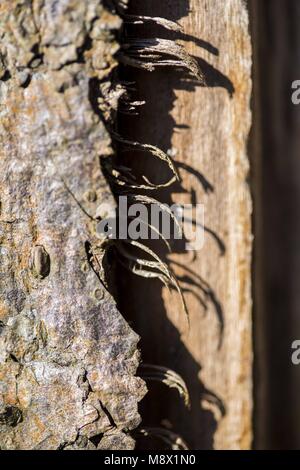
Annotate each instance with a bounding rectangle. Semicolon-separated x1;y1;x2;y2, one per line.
0;0;146;450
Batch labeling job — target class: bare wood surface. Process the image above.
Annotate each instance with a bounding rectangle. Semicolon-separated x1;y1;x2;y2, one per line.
119;0;253;449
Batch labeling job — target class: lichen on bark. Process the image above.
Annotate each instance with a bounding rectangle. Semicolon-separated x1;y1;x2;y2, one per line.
0;0;146;450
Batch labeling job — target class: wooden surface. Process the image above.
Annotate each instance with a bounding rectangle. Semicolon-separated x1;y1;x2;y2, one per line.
119;0;253;449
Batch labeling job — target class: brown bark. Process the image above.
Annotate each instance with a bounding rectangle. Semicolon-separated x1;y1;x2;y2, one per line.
0;0;146;450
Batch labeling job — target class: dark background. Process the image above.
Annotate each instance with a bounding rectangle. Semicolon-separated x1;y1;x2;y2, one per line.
252;0;300;450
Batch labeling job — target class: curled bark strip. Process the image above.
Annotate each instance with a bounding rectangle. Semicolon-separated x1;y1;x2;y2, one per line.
136;427;189;450
117;254;171;291
115;212;172;251
102;160;177;191
123;15;183;33
126;194;182;236
120;38;205;82
116;240;189;324
111;132;180;181
139;364;191;409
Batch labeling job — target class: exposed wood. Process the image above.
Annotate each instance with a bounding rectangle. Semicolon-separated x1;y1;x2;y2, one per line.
119;0;253;449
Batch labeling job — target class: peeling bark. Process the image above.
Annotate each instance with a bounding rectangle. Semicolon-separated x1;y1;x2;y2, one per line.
0;0;146;450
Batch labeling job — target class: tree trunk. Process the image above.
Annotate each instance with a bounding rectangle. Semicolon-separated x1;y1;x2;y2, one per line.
0;0;146;450
0;0;253;451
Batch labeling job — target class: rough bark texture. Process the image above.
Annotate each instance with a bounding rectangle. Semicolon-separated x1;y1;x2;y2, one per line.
0;0;146;450
119;0;253;449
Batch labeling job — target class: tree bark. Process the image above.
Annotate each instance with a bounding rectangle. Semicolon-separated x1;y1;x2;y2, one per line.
0;0;254;451
0;0;146;450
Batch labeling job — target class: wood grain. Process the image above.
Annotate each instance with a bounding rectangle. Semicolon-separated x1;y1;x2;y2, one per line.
119;0;253;449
